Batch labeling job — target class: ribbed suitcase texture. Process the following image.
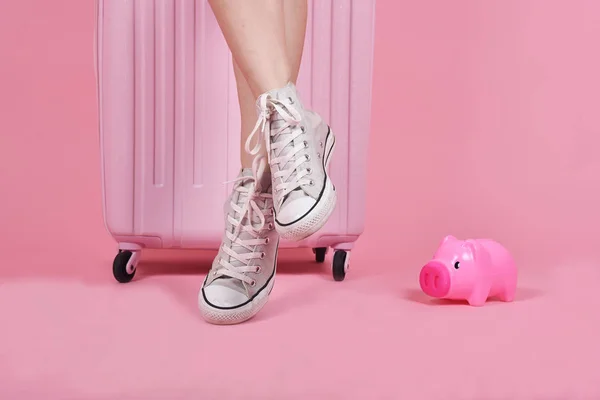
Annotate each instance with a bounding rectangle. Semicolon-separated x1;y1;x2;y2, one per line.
96;0;375;274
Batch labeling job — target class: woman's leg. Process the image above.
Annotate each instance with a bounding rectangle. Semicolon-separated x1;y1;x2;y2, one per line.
234;0;308;169
234;61;260;169
209;0;292;98
283;0;308;83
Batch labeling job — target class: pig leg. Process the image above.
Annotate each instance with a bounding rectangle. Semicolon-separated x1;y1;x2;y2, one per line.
496;267;518;302
467;286;490;307
497;290;515;302
496;281;517;302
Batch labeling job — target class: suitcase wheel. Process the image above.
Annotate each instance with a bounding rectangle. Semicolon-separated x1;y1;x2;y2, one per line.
332;250;350;282
312;247;328;263
113;250;138;283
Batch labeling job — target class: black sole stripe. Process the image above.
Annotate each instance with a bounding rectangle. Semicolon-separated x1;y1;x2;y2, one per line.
275;128;334;227
202;239;280;311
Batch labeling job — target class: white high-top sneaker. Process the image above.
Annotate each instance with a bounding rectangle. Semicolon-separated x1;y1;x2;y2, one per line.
199;166;279;325
246;83;337;241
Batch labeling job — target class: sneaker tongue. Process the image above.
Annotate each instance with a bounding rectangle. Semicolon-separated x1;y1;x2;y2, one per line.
240;167;271;193
268;86;306;188
271;118;298;168
267;82;302;108
219;169;269;286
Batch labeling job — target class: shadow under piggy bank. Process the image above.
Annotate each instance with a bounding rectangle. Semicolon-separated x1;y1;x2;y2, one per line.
401;287;545;306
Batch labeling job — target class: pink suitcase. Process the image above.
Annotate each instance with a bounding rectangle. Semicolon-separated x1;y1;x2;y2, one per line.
95;0;375;282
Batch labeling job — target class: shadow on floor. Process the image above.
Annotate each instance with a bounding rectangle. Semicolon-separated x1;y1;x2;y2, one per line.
400;287;545;306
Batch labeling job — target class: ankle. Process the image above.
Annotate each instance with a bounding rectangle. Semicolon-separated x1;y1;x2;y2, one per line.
251;65;292;97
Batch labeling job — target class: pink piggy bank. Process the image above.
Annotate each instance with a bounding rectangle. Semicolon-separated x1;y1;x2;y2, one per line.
419;236;517;306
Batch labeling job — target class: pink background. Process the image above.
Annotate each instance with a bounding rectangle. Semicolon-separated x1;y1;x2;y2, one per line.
1;0;600;399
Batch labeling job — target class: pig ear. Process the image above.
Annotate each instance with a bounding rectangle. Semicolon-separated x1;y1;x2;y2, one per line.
463;240;477;260
441;235;457;245
463;240;480;261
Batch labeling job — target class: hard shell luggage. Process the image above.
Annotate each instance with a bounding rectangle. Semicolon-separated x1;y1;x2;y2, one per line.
95;0;376;282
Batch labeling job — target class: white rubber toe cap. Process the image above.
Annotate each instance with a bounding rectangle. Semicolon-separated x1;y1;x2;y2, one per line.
202;281;249;308
277;196;316;224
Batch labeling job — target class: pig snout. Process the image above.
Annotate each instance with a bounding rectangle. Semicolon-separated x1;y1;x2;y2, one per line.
419;261;450;298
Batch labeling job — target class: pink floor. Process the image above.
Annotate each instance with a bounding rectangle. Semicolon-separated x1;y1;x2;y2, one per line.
1;242;600;399
3;0;600;398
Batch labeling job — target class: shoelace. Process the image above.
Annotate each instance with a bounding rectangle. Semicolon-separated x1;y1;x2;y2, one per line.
245;95;312;207
214;156;273;286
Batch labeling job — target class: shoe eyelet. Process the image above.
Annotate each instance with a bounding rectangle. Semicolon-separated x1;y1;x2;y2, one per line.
319;141;323;148
268;223;274;230
255;266;262;273
213;271;217;276
250;280;256;287
260;252;266;259
309;180;315;186
300;126;306;133
288;97;294;104
306;168;312;174
265;237;270;244
305;154;311;161
303;140;309;148
317;152;321;159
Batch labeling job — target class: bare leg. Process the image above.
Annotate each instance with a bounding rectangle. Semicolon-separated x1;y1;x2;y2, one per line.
283;0;308;83
234;61;261;169
232;0;308;169
209;0;291;98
